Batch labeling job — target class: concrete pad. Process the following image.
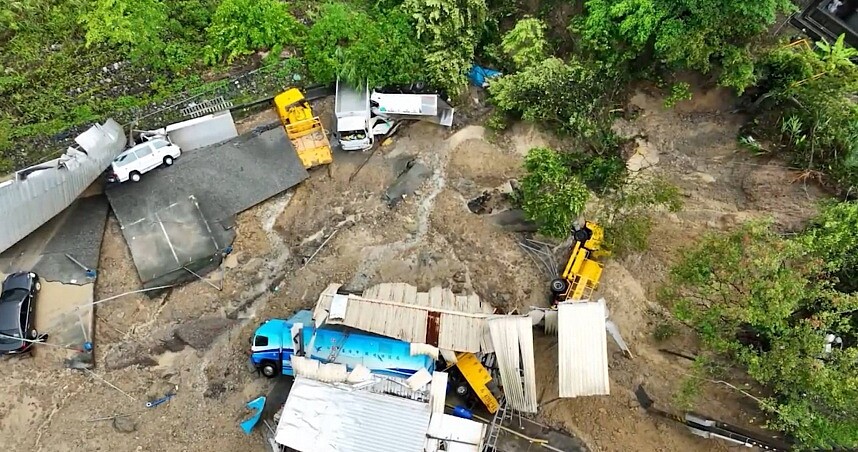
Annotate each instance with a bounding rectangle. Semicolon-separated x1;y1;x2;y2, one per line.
0;194;108;284
105;127;308;286
122;196;224;286
105;126;309;229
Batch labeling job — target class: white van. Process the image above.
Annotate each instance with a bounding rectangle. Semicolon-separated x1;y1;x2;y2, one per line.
107;138;182;183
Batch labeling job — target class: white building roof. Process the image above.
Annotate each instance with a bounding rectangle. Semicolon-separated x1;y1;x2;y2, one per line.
488;316;538;413
313;283;496;353
275;377;432;452
558;300;610;397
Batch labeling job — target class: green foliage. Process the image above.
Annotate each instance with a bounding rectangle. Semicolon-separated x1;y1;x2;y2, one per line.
749;40;858;194
664;216;858;448
485;110;509;131
576;0;792;91
567;153;627;192
403;0;487;94
519;147;590;238
489;57;620;148
718;46;757;93
500;17;548;70
80;0;168;62
597;175;682;254
303;3;424;86
653;319;678;341
203;0;305;64
663;82;692;108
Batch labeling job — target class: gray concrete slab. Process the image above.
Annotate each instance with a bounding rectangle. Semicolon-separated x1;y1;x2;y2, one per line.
32;195;109;283
122;196;225;286
105;127;307;287
0;194;108;285
106;126;308;227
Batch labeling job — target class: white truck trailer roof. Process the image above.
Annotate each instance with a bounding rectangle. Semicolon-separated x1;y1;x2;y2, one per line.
335;79;370;119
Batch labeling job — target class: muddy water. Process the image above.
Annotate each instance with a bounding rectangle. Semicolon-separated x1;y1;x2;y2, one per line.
0;271;93;352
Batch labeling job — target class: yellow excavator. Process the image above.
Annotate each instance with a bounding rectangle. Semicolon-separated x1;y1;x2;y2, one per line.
550;220;606;305
273;88;333;169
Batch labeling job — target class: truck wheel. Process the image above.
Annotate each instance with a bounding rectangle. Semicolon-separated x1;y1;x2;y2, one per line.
550;278;569;295
261;362;279;378
455;383;469;397
573;227;592;242
163;156;174;166
130;171;141;182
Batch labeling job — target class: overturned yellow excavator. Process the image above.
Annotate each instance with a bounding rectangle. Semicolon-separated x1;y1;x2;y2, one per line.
550;221;606;305
273;88;333;169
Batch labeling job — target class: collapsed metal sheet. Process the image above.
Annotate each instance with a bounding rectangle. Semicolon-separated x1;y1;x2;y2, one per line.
558;300;610;397
488;316;538;413
165;111;238;151
275;377;432;452
0;119;124;254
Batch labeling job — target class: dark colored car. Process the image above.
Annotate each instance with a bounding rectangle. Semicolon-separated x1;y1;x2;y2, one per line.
0;272;41;355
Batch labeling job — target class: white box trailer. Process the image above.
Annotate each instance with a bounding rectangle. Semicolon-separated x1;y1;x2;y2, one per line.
335;80;373;151
370;92;454;127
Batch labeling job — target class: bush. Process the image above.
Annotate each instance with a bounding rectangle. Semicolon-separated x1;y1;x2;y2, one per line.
596;175;682;254
749;38;858;194
500;17;548;70
303;3;424;86
203;0;305;64
663;216;858;448
403;0;487;94
519;147;590;238
489;57;620;148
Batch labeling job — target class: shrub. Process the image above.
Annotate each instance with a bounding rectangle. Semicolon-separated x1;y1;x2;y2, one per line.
203;0;305;64
500;18;548;70
303;3;424;86
519;147;590;238
489;57;620;148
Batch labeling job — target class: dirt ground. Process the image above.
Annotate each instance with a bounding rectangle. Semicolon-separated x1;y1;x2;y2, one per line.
0;83;826;452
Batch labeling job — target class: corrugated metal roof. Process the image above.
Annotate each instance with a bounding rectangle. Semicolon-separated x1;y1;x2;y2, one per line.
275;377;432;452
488;316;538;413
558;300;610;397
313;283;495;353
0;119;125;254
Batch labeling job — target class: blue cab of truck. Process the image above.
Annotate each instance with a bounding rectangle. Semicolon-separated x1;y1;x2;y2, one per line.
250;309;434;378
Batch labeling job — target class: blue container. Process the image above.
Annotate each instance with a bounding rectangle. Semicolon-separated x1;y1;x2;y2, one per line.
452;405;473;420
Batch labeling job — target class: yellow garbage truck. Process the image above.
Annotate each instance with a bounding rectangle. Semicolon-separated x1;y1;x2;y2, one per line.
273;88;333;169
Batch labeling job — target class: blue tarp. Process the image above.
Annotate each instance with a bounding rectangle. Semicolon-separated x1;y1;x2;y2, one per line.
468;65;502;87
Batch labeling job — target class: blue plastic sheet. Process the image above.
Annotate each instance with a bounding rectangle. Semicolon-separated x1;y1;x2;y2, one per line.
468;65;502;87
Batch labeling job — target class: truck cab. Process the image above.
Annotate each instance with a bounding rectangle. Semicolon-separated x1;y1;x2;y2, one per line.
250;310;435;379
335;79;373;151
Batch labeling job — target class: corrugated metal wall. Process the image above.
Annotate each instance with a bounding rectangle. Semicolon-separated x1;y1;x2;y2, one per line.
558;300;610;397
488;316;538;413
0;119;125;254
314;282;495;353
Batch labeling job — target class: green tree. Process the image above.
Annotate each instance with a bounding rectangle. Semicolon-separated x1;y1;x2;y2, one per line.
80;0;168;61
403;0;487;94
500;17;548;70
664;218;858;448
519;147;590;238
576;0;792;91
304;3;424;86
203;0;305;64
489;57;619;147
